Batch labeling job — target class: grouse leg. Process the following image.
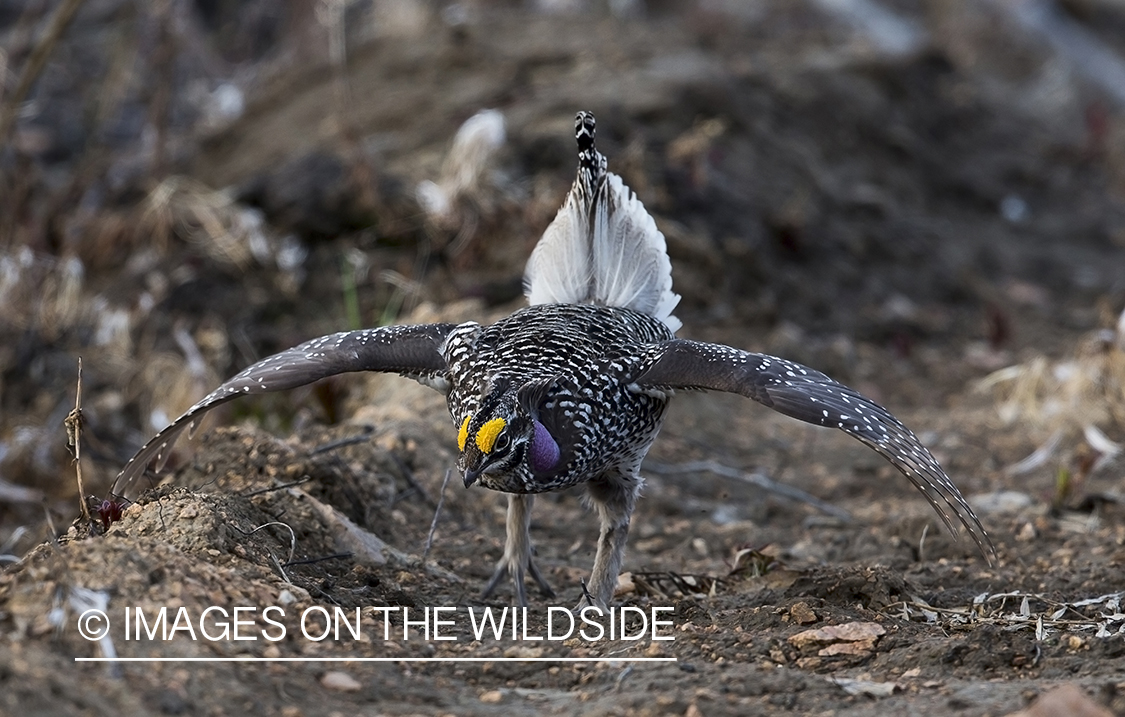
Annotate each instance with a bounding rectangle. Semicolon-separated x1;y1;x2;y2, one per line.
580;468;644;611
481;494;555;606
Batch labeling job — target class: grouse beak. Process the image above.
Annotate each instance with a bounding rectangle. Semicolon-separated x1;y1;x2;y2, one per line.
462;467;481;488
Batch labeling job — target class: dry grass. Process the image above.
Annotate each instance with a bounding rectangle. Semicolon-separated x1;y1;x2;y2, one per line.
890;590;1125;640
976;308;1125;483
141;177;295;272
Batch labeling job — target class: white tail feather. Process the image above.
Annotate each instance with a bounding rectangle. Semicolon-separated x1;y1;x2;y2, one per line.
524;113;680;333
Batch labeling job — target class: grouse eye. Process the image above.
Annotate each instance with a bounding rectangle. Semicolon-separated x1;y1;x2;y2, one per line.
493;432;510;453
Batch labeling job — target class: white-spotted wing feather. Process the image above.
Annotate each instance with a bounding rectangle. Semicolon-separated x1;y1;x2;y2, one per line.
634;339;995;561
111;323;457;499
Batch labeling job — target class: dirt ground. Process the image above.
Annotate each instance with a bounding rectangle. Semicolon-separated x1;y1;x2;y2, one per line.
2;1;1125;715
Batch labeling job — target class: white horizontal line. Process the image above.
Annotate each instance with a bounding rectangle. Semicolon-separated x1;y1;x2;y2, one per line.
74;657;678;663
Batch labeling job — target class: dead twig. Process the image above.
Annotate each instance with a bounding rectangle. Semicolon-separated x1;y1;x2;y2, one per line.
282;552;351;568
64;357;89;522
421;469;452;566
240;476;311;498
269;553;290;584
644;459;853;521
632;570;724;599
308;427;375;456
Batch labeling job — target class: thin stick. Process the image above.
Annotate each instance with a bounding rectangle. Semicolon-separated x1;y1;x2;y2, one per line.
237;521;297;564
269;553;290;584
240;476;311;498
422;469;452;566
282;552;351;568
0;0;87;149
64;357;89;521
308;427;374;456
644;459;852;521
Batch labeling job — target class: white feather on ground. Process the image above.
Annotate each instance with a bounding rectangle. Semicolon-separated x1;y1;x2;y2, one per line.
416;109;507;223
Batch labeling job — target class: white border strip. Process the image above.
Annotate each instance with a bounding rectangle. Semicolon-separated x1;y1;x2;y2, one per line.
75;657;678;663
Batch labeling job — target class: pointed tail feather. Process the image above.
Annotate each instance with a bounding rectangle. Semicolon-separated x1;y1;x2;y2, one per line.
524;111;680;332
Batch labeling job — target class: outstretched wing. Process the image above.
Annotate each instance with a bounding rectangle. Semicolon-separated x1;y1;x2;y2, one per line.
112;323;459;498
633;339;995;560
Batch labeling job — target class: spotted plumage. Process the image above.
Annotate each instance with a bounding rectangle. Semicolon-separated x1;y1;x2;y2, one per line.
444;304;672;495
113;111;994;610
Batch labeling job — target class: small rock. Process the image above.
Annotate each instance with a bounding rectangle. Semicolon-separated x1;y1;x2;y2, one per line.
788;621;885;651
479;690;504;703
789;601;817;625
319;671;362;692
1005;684;1112;717
819;639;878;656
834;678;897;697
691;537;708;556
503;645;543;658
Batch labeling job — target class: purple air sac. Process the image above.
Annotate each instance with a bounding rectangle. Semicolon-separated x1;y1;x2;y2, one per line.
530;420;560;473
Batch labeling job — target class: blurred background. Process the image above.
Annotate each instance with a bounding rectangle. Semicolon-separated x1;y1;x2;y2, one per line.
1;0;1123;558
